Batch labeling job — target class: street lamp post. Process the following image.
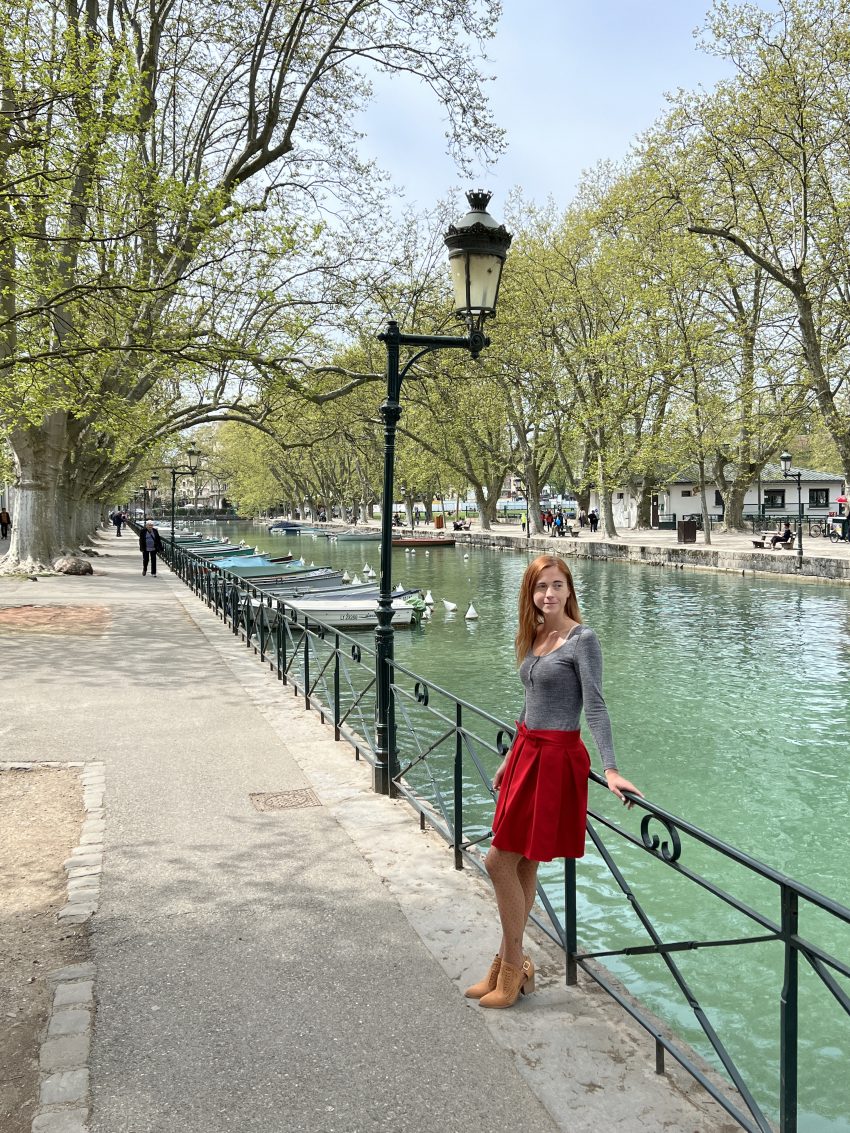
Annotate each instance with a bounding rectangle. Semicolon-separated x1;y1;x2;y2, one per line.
780;451;804;569
169;444;200;537
373;190;512;795
138;475;160;522
516;477;531;543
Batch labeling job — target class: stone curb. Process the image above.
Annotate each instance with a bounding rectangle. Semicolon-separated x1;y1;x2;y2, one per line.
453;529;850;584
12;761;105;1133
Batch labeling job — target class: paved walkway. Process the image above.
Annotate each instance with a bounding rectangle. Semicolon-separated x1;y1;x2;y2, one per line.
2;532;741;1132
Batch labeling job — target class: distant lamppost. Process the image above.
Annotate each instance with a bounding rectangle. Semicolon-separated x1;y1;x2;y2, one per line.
169;444;200;537
516;476;531;543
780;451;804;568
149;473;159;518
373;191;512;796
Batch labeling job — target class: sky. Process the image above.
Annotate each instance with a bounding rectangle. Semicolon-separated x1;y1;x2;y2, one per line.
354;0;735;218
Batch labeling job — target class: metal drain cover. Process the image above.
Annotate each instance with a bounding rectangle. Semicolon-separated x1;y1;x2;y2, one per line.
249;789;321;812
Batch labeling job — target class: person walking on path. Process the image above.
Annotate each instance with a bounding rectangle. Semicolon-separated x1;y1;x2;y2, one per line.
139;519;163;575
465;554;641;1009
589;508;599;533
111;510;124;537
0;507;10;539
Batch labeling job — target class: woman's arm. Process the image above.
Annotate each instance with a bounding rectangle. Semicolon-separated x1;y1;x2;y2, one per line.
576;631;644;807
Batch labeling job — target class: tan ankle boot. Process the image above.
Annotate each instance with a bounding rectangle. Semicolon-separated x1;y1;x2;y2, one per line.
464;954;501;999
478;957;535;1009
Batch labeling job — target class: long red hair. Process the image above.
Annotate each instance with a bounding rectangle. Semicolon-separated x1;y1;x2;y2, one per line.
515;555;582;663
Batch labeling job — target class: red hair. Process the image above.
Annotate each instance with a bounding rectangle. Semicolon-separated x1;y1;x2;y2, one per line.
515;555;582;663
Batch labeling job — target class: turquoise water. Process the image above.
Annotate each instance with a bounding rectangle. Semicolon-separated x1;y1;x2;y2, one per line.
209;523;850;1129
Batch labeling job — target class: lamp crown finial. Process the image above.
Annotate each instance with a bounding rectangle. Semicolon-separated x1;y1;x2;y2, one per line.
466;189;492;212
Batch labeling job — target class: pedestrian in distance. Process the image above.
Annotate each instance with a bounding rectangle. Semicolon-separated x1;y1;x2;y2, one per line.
111;510;124;536
0;507;10;539
465;554;641;1009
589;508;599;533
139;519;163;576
578;509;587;529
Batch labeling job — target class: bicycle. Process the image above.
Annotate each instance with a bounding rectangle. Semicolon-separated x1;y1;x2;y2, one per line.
809;519;850;542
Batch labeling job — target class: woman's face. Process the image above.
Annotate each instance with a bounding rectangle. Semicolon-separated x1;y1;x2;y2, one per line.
532;564;571;618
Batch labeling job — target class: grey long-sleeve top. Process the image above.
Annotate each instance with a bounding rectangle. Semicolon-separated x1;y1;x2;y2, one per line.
518;624;618;771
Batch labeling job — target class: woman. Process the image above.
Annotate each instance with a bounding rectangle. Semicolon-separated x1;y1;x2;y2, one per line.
138;519;164;576
466;554;641;1009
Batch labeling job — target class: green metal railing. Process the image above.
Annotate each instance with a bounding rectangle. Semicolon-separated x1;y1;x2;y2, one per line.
164;537;850;1133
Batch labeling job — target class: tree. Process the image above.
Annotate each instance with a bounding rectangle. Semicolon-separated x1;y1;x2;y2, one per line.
660;0;850;483
0;0;504;570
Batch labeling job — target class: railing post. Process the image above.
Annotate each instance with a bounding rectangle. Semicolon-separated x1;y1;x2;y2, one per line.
303;624;310;709
779;885;799;1133
280;608;288;683
564;859;578;986
453;702;463;869
260;596;268;663
334;633;341;741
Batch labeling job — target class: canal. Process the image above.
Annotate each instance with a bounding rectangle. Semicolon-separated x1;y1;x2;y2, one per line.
207;521;850;1130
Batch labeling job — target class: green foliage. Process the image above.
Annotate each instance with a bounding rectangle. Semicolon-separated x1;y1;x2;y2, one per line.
0;0;505;565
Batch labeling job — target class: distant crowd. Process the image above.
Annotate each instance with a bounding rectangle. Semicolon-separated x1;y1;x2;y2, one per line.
522;507;599;536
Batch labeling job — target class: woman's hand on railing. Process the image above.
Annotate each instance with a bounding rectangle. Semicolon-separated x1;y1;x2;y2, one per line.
604;769;644;808
492;758;508;791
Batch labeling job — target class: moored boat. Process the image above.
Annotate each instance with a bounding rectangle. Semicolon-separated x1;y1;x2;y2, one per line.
287;594;418;628
225;568;344;594
328;528;383;541
208;551;293;567
391;536;456;547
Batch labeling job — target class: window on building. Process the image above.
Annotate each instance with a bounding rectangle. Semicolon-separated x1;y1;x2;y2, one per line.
681;489;692;498
809;488;829;508
617;492;624;500
714;490;724;507
764;489;785;509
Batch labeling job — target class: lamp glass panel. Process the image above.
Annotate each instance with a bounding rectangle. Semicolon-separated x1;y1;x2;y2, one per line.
466;253;503;312
448;254;470;312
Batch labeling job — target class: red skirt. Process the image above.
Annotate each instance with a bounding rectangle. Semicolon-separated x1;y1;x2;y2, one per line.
491;723;590;862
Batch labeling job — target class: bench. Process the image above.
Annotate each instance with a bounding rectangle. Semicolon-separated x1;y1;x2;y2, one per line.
776;540;796;550
752;539;766;548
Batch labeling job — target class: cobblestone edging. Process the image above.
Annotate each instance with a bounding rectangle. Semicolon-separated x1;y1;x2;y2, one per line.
1;760;104;1133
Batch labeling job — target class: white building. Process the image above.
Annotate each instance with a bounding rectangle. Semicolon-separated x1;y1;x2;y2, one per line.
595;464;845;529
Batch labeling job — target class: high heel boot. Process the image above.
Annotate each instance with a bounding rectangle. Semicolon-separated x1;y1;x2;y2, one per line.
464;954;501;999
478;956;535;1009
